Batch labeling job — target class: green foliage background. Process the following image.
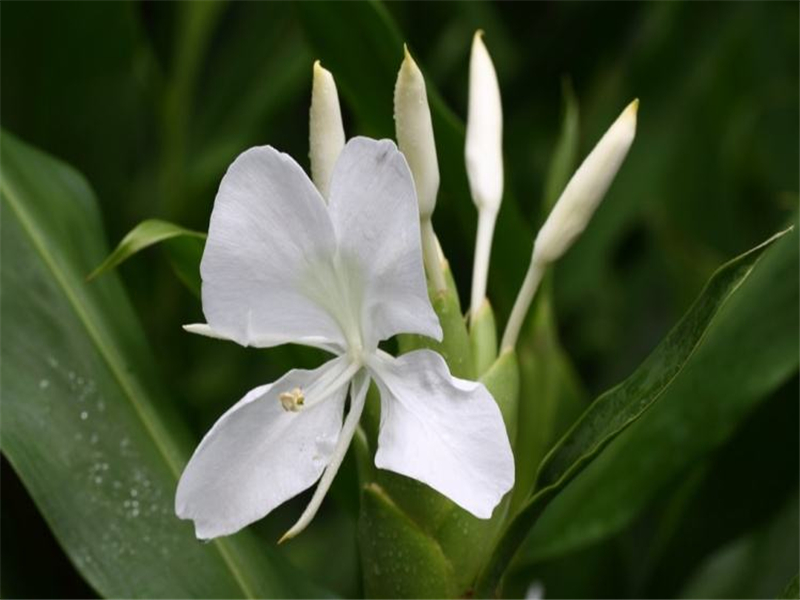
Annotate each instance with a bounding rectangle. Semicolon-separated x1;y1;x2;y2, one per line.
1;2;797;598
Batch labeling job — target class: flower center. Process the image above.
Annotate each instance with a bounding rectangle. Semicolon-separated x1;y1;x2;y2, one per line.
276;358;363;412
278;388;305;412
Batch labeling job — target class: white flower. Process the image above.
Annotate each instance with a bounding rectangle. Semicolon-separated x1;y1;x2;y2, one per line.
176;137;514;541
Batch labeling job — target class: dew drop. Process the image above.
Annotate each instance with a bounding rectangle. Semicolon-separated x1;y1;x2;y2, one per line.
39;379;50;390
80;411;88;420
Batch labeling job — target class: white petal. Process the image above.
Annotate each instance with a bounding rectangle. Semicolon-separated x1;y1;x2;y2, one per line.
182;323;341;354
369;349;514;518
201;146;346;351
327;137;442;348
465;31;503;212
280;369;370;541
310;61;346;200
175;357;354;539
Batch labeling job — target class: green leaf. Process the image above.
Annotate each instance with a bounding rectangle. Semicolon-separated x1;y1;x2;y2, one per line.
779;575;800;600
88;219;206;296
358;484;457;599
474;226;793;597
469;299;498;378
542;78;580;213
479;349;519;445
510;281;586;513
677;493;798;599
0;132;325;598
521;220;799;563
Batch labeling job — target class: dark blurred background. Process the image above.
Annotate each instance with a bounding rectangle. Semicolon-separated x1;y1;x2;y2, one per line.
2;2;797;598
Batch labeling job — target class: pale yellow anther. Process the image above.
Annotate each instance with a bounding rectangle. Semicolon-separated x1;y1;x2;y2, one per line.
279;387;305;412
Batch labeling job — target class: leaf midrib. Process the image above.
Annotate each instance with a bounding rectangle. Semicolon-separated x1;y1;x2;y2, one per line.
1;177;257;600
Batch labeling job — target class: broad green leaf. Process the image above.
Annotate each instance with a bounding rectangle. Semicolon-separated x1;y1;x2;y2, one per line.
0;132;325;598
677;493;798;599
474;226;793;597
87;219;205;297
358;484;457;599
521;220;799;563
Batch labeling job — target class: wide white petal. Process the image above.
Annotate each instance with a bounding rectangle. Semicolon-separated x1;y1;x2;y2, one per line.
369;349;514;518
327;137;442;348
175;357;352;539
201;146;346;351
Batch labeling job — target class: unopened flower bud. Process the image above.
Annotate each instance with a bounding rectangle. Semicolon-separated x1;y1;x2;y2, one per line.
394;45;440;220
501;99;639;352
309;61;345;201
533;99;638;265
465;30;503;214
466;31;504;321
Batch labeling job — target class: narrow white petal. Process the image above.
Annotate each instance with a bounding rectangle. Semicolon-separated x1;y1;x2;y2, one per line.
175;357;352;540
183;323;228;340
369;349;514;518
465;31;503;213
310;61;346;200
280;369;370;542
182;323;343;354
533;99;638;264
327;137;442;348
201;146;347;350
394;45;440;219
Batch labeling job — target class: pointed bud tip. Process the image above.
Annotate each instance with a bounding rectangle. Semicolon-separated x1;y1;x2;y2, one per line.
627;98;639;117
400;43;419;75
313;60;332;80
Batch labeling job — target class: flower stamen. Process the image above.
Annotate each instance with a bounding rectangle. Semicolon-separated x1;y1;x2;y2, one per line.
279;388;305;412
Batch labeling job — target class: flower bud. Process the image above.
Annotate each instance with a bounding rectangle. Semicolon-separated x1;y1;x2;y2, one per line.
533;99;638;264
501;100;639;352
309;60;345;200
394;45;440;220
465;30;503;213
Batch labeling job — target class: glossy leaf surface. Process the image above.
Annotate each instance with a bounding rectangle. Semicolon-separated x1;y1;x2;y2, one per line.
0;132;323;598
475;226;793;597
